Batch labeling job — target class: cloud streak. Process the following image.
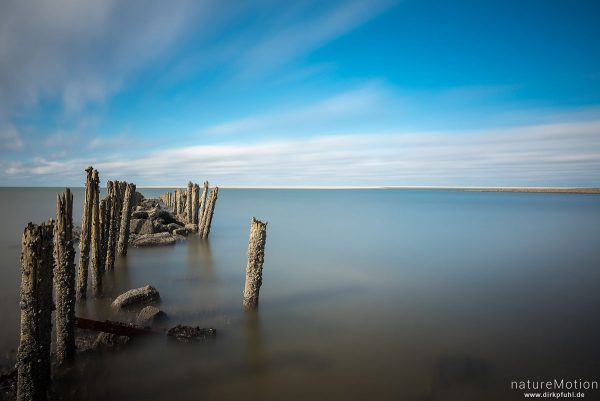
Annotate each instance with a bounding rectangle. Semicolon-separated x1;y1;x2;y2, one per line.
0;124;24;151
0;0;210;115
3;120;599;187
203;83;393;136
234;0;398;78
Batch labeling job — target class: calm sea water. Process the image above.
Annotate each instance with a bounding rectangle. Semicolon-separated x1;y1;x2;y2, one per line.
1;188;599;400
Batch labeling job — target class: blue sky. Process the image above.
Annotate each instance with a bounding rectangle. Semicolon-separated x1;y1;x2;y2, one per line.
1;0;599;186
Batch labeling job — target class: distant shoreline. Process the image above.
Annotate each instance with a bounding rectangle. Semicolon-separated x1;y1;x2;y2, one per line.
457;187;600;194
138;186;600;194
2;186;599;194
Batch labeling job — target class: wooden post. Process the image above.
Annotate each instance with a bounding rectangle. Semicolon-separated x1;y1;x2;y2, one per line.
104;181;120;271
117;183;136;256
198;181;208;222
77;166;94;300
187;181;193;223
54;189;76;365
242;218;267;310
17;221;54;401
89;170;103;297
199;187;219;239
100;196;109;272
191;183;200;225
174;189;181;215
114;181;126;246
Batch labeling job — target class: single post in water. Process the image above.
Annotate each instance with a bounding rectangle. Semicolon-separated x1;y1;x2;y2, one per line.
242;217;267;310
17;221;54;401
54;189;76;364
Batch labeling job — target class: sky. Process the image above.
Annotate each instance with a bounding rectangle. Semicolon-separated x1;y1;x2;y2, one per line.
1;0;599;187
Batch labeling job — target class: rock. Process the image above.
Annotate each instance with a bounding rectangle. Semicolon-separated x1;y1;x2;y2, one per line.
112;285;160;309
172;234;187;241
167;325;217;343
155;209;178;224
153;221;169;233
167;223;182;233
130;218;154;235
132;210;148;219
94;332;130;350
185;223;198;232
136;306;167;327
131;232;176;247
173;227;188;236
140;199;159;209
0;367;17;393
134;191;145;207
72;225;82;243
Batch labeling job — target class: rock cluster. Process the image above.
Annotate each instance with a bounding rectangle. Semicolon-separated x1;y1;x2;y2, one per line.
128;199;190;247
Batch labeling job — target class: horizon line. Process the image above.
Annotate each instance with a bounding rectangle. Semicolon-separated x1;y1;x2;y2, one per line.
2;185;599;190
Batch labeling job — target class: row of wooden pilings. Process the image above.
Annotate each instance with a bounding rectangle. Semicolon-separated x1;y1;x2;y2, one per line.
16;171;266;401
16;166;138;401
77;167;137;300
160;181;218;239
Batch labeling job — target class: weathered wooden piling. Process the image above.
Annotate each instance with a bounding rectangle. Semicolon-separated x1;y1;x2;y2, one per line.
174;188;182;215
117;183;136;256
54;189;76;365
76;166;94;300
89;170;103;297
242;218;267;310
114;181;126;246
104;181;120;271
199;187;219;239
17;221;54;401
198;181;208;221
186;181;193;223
100;197;109;271
191;183;200;225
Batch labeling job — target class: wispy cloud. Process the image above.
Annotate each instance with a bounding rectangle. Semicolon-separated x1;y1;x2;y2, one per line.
3;120;599;186
203;83;394;136
0;0;211;116
0;124;24;151
88;134;135;150
234;0;398;78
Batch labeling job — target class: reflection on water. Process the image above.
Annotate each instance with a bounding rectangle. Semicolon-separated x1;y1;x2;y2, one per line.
1;188;600;400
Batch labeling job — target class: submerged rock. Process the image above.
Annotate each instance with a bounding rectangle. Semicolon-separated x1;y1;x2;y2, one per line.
136;306;167;327
0;367;17;396
172;234;187;242
167;325;217;343
112;285;161;309
131;232;176;247
94;332;130;350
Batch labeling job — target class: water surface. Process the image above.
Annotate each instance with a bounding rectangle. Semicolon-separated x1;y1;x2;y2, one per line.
1;188;599;400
